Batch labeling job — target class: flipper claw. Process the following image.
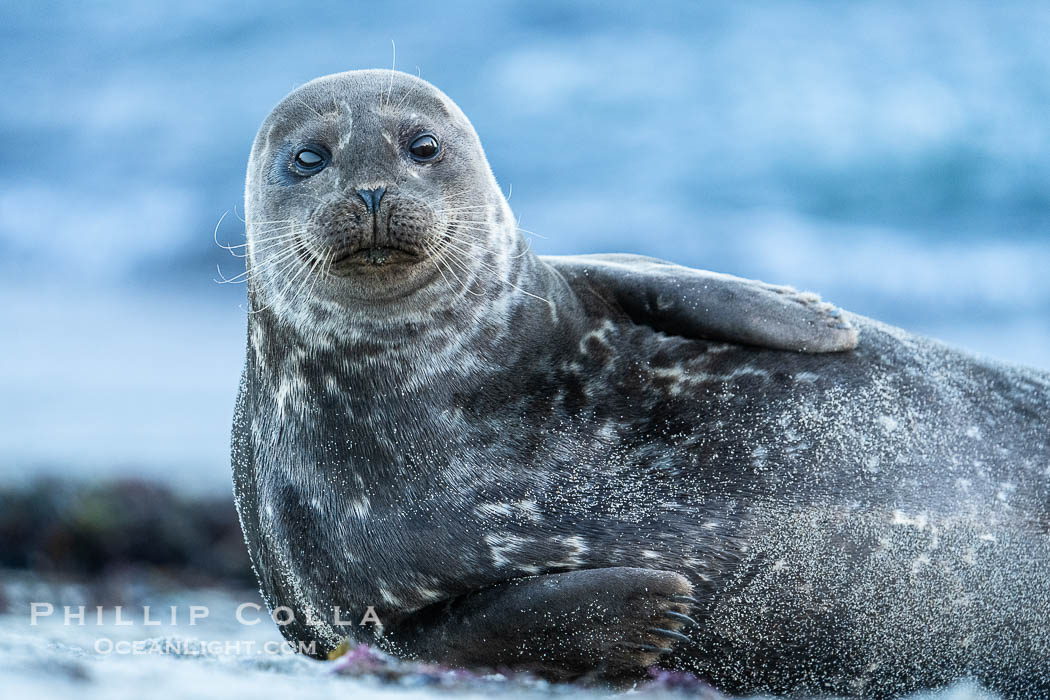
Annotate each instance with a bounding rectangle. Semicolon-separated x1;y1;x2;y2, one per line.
664;610;699;627
650;627;691;644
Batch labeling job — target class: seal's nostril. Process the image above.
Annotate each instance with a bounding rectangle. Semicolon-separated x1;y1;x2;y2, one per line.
356;187;386;214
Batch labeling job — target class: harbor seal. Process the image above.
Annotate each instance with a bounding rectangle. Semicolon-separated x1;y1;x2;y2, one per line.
232;70;1050;697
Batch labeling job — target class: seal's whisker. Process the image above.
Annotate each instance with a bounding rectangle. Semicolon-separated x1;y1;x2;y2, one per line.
438;223;528;254
322;247;335;279
250;223;300;233
437;193;486;202
439;188;483;202
436;213;489;222
429;240;485;297
216;251;288;285
217;248;295;285
322;80;341;116
437;218;488;228
315;245;333;281
447;212;547;241
233;231;298;250
249;240;313;314
436;253;486;297
439;238;504;278
225;235;301;258
385;40;397;108
294;94;323;120
393;76;424;111
245;233;300;248
245;232;301;248
225;228;301;250
288;247;320;308
441;238;551;305
435;210;491;218
299;192;336;205
424;240;459;296
441;223;498;234
216;211;300;259
216;250;294;283
221;239;306;284
213;210;233;249
515;215;547;239
437;225;494;243
514;287;552;306
463;233;534;260
516;226;545;239
265;243;312;281
435;203;491;210
439;220;493;231
438;229;521;260
437;200;486;212
247;218;298;225
226;236;300;261
446;217;546;244
248;237;306;265
214;263;249;285
307;247;330;294
420;238;457;291
441;217;497;225
255;259;309;312
236;227;301;245
296;244;329;307
513;236;535;259
245;230;304;248
438;238;506;276
247;222;301;235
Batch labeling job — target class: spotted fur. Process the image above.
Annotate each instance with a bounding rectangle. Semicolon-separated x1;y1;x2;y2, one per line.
233;70;1050;697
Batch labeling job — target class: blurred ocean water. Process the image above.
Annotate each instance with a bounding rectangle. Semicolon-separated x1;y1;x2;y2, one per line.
1;0;1048;489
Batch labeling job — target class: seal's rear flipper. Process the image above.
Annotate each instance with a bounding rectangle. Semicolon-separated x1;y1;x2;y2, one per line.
545;253;858;353
381;567;694;681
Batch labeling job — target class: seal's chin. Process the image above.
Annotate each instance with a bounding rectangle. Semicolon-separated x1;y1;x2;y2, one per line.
296;238;443;303
328;246;422;276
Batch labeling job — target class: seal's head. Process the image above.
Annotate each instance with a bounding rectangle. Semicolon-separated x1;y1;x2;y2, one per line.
244;70;516;318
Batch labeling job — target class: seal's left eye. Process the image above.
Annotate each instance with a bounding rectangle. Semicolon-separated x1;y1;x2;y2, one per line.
294;148;326;173
408;134;440;162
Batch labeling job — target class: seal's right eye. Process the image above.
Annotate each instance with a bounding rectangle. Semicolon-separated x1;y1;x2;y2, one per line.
408;134;440;162
293;147;327;175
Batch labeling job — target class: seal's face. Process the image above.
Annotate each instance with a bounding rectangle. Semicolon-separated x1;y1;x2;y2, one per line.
244;70;509;312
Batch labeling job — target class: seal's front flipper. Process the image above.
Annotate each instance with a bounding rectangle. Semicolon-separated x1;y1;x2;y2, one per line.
546;253;858;353
382;567;694;681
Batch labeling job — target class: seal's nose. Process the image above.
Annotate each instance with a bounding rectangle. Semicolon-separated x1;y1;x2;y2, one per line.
356;187;386;214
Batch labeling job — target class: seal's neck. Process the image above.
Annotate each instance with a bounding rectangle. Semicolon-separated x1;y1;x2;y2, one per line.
247;244;579;399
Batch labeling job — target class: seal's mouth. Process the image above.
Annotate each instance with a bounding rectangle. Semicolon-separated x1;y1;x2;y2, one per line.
329;246;421;274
